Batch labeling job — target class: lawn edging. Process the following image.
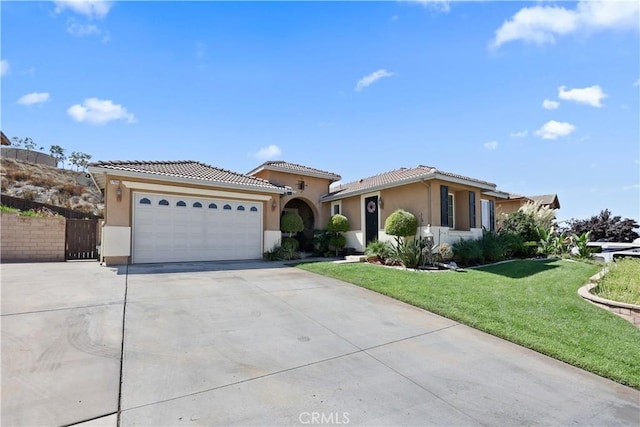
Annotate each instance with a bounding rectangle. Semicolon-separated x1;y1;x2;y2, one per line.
579;269;640;328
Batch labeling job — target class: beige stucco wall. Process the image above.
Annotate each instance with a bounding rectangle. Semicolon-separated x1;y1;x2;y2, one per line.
1;212;66;262
496;199;524;216
100;173;282;264
251;170;334;229
331;178;500;236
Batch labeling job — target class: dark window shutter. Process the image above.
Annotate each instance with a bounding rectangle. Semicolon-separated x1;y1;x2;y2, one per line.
440;185;449;227
489;200;495;232
469;191;476;229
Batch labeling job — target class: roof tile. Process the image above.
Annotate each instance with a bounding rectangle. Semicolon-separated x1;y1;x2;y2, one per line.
89;160;285;191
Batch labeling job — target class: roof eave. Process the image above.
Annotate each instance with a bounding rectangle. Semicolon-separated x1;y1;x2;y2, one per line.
321;173;496;202
88;166;288;194
249;164;342;182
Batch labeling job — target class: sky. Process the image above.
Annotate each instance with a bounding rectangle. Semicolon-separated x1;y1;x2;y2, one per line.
1;0;639;223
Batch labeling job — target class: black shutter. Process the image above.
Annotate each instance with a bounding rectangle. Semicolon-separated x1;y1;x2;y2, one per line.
440;185;449;227
469;191;476;229
489;200;495;232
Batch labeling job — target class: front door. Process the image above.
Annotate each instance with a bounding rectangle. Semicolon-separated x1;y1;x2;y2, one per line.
364;196;379;245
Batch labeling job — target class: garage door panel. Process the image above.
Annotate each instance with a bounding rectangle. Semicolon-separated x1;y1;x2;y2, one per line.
133;193;262;264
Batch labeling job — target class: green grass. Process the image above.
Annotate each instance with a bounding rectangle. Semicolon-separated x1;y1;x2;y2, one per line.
0;205;20;213
298;259;640;389
596;258;640;305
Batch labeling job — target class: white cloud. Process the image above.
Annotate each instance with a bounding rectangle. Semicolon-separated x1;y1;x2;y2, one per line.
535;120;576;140
622;184;639;191
491;0;639;48
542;99;559;110
558;85;607;107
66;19;101;37
1;60;9;77
251;145;282;161
483;141;498;150
510;130;528;138
355;69;394;92
67;98;136;124
404;0;450;13
54;0;113;19
17;92;51;106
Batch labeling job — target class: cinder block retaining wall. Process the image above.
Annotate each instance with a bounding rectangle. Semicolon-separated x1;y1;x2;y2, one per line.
1;212;66;262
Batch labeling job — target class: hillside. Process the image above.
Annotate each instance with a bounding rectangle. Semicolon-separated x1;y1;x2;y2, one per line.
1;157;103;216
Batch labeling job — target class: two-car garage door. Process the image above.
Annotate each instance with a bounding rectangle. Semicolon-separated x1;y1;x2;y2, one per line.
133;192;262;264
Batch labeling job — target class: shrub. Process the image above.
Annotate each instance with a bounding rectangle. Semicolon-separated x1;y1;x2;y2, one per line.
570;231;593;259
436;243;453;261
453;238;484;266
566;209;639;243
519;201;556;230
281;237;299;252
312;229;332;257
395;237;432;269
480;231;507;263
384;209;418;250
328;234;346;252
327;214;349;232
499;211;539;243
365;240;394;261
281;212;304;236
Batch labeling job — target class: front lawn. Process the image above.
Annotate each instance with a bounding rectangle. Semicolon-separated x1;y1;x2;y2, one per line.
298;259;640;389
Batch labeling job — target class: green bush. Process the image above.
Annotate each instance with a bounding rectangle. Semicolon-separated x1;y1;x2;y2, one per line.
328;234;346;251
312;229;332;257
395;237;431;269
281;237;299;252
384;209;418;249
499;211;539;243
480;231;507;263
327;214;349;232
364;240;394;261
453;238;484;266
281;212;304;235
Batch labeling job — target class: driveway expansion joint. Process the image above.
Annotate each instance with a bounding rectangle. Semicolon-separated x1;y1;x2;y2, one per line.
1;301;125;317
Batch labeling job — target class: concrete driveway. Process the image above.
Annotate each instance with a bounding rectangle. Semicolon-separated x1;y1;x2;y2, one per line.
2;261;639;426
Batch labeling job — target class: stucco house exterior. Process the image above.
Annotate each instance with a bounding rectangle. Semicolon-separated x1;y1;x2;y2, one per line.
320;165;508;251
90;160;516;265
496;193;561;216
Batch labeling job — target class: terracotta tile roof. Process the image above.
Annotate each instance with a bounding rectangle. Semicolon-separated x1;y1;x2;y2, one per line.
249;160;341;182
323;165;496;200
88;160;286;191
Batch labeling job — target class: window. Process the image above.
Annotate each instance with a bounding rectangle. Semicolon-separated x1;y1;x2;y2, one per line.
193;202;202;208
481;199;495;231
332;202;341;215
140;198;151;205
223;204;232;210
237;205;245;211
447;194;455;228
159;199;169;206
250;206;258;212
176;201;186;207
208;203;217;209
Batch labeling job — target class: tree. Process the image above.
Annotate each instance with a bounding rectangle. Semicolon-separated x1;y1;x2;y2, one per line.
566;210;639;243
69;151;92;171
327;214;349;255
280;212;304;255
49;145;67;168
384;209;418;250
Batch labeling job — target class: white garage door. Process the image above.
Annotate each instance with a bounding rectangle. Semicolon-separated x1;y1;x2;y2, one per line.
133;192;263;264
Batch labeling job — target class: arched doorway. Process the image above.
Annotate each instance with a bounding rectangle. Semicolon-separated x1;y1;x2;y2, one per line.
282;198;315;252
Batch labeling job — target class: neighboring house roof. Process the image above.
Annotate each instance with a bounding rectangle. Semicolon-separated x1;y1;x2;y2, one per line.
321;165;498;202
1;131;10;146
88;160;287;193
529;194;560;209
248;160;342;182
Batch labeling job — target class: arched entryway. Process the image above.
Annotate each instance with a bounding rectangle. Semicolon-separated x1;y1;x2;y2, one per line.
282;198;316;252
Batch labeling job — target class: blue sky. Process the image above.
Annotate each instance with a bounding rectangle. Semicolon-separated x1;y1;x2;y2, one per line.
2;0;639;222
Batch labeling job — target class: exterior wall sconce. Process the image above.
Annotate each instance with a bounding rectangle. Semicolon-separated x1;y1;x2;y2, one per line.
378;197;384;209
271;198;277;211
297;180;305;191
115;184;123;202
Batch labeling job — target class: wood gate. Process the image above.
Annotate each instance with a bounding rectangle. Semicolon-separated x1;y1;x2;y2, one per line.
66;219;99;260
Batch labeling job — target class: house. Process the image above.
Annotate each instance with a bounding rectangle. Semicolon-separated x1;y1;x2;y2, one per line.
320;165;508;251
88;161;290;265
496;193;561;216
1;131;10;146
90;160;514;265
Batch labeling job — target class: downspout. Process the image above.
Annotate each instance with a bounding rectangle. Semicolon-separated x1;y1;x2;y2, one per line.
421;179;432;226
